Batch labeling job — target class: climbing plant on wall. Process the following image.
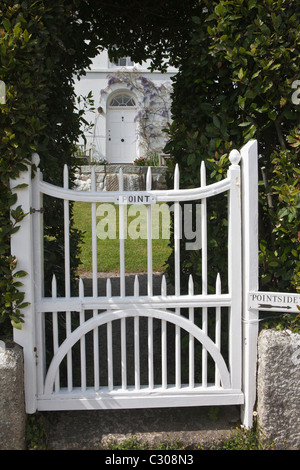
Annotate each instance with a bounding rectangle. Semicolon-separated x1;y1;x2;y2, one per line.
104;70;172;159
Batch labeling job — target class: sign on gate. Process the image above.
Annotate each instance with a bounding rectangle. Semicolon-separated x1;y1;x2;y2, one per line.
115;192;157;205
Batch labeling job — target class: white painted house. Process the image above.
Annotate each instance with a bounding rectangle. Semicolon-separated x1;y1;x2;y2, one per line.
73;50;177;164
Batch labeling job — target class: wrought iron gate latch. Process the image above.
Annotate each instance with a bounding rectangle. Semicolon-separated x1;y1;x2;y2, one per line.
30;207;45;214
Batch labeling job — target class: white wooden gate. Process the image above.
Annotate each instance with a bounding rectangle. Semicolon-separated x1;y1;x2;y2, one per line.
11;140;261;428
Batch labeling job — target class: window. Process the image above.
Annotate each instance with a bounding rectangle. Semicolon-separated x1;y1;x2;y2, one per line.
109;94;136;107
110;57;134;67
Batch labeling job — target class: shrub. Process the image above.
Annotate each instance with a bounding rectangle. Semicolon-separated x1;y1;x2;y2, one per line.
164;0;300;318
0;1;96;333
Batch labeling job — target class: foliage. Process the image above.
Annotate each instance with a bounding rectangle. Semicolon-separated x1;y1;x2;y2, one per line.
75;91;96;144
164;0;300;311
261;305;300;334
26;413;49;450
133;153;161;166
0;187;28;331
134;156;148;166
0;1;97;333
100;435;186;450
216;425;274;450
1;0;299;334
259;149;300;292
0;0;204;334
77;0;202;70
96;158;109;165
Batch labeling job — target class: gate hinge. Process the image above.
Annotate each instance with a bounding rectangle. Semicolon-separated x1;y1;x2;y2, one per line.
30;207;45;214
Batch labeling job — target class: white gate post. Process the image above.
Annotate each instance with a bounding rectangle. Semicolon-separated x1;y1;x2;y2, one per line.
10;155;40;413
227;149;242;392
240;140;259;428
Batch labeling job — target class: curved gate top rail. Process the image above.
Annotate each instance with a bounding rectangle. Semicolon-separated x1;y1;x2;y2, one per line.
33;147;242;204
37;166;232;203
11;140;262;428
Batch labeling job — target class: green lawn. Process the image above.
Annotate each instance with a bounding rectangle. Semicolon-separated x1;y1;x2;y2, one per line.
73;202;172;273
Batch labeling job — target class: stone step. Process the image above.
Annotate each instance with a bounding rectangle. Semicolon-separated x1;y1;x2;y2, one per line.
42;405;240;450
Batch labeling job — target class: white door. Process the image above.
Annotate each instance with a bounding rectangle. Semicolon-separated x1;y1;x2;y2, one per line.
107;103;137;163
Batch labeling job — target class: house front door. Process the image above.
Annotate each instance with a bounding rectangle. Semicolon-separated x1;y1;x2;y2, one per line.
107;108;137;163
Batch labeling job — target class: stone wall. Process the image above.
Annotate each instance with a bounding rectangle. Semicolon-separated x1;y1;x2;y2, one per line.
257;329;300;450
0;341;26;450
74;165;168;192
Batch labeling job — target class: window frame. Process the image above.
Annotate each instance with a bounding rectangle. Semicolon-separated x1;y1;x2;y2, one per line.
109;56;135;68
108;93;137;108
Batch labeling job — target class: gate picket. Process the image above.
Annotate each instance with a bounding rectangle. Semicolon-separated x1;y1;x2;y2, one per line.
215;273;222;388
51;275;60;392
201;160;208;388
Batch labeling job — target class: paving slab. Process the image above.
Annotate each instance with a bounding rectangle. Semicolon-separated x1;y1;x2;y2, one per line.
42;405;240;450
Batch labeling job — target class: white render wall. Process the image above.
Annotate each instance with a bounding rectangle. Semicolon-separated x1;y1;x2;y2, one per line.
73;50;177;163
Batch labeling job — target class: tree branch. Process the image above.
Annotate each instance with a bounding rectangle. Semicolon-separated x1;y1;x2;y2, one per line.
274;116;287;150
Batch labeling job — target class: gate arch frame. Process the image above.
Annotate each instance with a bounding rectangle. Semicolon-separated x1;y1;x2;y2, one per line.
44;308;232;395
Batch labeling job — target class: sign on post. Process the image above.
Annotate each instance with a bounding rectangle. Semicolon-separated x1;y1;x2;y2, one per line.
249;291;300;313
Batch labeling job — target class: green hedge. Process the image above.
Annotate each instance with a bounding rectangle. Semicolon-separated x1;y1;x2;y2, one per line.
0;0;200;334
0;1;97;333
164;1;300;329
1;1;299;335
